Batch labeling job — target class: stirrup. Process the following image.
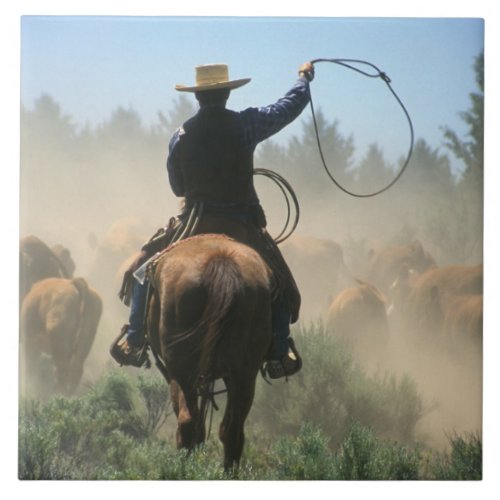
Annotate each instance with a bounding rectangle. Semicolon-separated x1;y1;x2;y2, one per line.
110;324;151;368
263;338;302;380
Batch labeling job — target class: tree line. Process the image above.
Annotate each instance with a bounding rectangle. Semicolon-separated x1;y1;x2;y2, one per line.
20;53;483;267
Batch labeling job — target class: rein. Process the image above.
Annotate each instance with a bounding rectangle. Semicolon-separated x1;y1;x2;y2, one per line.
198;379;228;440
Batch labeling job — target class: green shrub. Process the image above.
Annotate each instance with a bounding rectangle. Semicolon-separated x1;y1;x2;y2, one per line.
19;400;61;479
344;371;424;443
334;421;420;480
335;420;377;479
251;322;425;446
265;421;421;480
136;372;172;435
271;422;335;479
428;433;482;480
18;351;479;480
18;370;173;479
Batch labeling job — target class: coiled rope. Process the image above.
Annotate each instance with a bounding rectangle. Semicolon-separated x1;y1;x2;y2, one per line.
254;167;300;243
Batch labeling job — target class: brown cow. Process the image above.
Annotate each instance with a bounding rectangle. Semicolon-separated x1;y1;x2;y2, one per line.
398;264;483;349
366;239;436;296
88;217;147;298
20;277;103;395
442;293;483;358
280;234;352;319
327;281;390;369
20;235;75;300
51;244;76;278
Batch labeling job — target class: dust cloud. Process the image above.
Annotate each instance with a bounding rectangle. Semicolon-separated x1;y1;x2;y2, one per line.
19;96;483;452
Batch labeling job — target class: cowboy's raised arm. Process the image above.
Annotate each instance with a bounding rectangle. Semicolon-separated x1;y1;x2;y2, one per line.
240;62;315;149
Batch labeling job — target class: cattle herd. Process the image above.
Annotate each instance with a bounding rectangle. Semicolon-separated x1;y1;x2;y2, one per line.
19;220;483;446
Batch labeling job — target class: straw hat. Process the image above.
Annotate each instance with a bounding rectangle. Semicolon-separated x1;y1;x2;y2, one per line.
175;64;251;92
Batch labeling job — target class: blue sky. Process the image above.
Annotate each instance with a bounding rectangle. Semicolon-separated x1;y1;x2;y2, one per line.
20;16;483;173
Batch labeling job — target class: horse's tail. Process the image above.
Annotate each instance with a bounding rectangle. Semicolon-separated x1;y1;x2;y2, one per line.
197;249;244;381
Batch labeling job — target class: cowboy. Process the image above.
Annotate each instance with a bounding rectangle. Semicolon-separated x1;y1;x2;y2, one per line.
111;61;315;379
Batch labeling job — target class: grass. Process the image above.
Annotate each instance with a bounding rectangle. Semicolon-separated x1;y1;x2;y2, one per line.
18;323;481;480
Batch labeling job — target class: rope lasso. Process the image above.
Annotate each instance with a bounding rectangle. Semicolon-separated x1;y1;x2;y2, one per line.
308;58;414;197
254;167;300;243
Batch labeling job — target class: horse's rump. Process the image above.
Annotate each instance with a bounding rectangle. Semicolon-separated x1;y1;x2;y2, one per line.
149;234;273;381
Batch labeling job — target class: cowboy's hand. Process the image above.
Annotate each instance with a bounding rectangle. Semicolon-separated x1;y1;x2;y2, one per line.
299;62;315;82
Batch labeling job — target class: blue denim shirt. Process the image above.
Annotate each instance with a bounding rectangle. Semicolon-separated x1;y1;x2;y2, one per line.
167;76;310;196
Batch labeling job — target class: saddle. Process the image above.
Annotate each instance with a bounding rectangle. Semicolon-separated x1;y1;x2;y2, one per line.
119;209;301;322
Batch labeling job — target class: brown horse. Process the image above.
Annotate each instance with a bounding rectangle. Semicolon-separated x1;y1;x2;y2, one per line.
146;234;273;470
